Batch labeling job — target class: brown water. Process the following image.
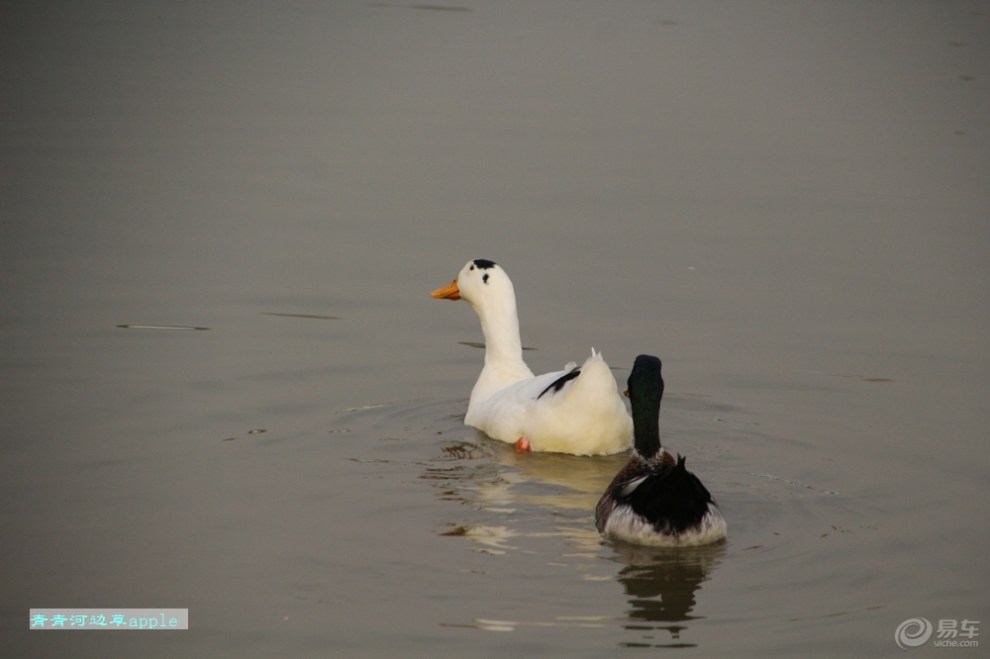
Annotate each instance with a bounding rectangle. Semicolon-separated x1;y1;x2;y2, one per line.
2;1;988;656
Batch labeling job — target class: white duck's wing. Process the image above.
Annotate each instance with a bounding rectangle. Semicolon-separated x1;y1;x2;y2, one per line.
464;366;573;437
467;351;633;456
520;351;632;455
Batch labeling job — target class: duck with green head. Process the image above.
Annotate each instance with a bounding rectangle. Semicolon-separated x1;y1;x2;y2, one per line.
595;355;727;546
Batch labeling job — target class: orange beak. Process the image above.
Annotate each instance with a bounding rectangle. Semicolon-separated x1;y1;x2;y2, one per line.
431;279;461;300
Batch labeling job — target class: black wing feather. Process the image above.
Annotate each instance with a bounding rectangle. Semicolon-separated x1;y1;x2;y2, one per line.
536;366;581;399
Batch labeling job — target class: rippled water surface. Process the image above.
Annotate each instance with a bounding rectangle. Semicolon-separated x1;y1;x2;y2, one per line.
2;1;988;656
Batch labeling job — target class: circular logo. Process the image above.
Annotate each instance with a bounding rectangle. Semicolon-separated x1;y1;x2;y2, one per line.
895;617;933;649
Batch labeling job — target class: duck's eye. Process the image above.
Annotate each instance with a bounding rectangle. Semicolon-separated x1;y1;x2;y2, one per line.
469;265;474;271
483;273;489;284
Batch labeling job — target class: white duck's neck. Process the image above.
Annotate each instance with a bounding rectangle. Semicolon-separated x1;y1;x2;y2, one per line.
473;289;526;367
467;284;533;401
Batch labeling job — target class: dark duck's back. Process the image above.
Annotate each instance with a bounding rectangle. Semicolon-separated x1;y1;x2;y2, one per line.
595;355;726;546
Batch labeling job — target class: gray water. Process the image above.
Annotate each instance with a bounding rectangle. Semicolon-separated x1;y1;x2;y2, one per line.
2;1;988;657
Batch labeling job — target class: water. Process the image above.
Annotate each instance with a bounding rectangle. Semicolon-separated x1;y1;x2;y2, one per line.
2;1;988;656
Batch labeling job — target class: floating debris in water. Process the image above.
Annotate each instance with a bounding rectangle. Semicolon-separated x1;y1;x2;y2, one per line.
459;341;536;351
803;369;894;384
260;312;340;320
117;324;210;331
221;428;266;442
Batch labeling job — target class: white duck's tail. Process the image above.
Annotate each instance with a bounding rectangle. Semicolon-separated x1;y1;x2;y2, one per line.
522;348;632;455
572;348;621;398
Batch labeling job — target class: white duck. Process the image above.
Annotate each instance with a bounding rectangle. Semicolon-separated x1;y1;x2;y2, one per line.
431;259;632;455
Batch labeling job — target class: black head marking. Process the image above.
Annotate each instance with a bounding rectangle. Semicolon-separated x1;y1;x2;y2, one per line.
472;258;497;270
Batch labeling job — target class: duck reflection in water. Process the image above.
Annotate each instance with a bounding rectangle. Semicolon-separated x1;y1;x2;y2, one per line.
609;542;726;648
